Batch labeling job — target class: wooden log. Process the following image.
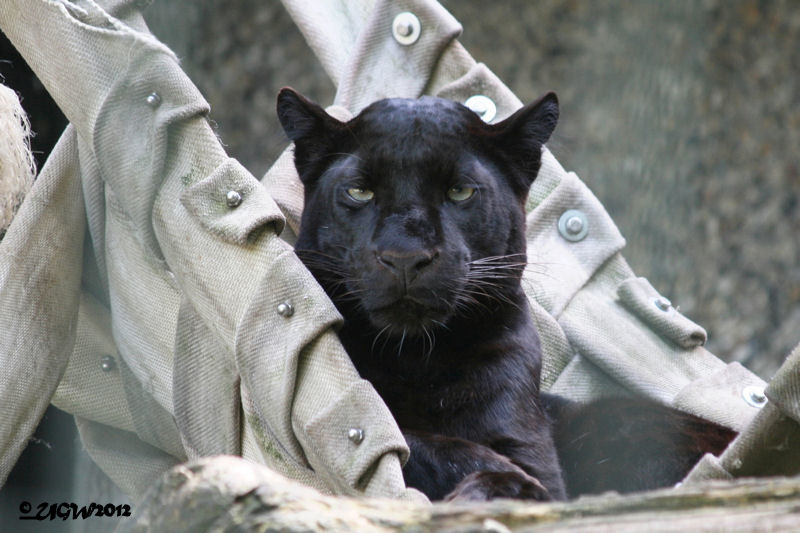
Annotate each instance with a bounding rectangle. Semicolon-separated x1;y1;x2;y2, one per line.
118;456;800;532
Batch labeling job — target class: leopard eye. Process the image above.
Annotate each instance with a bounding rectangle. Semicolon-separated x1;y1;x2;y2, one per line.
346;187;374;203
447;185;476;202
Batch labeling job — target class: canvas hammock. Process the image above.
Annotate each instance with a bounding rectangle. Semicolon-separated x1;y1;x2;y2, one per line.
0;0;798;514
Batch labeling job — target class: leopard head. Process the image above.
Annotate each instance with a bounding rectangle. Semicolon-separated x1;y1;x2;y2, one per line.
277;88;558;339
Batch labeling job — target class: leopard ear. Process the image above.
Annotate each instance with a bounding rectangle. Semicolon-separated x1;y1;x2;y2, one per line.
276;88;344;183
489;92;559;192
497;92;559;146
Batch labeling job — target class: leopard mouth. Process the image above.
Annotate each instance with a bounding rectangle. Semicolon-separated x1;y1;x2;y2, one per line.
364;295;452;335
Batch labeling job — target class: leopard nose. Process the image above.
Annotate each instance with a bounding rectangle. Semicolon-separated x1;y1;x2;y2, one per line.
376;249;438;282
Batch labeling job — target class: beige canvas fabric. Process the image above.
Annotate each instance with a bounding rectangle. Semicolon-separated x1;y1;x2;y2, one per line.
0;0;796;504
0;0;412;502
685;342;800;483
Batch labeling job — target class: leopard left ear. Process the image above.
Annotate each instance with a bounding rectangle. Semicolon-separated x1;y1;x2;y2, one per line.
276;87;345;184
497;92;559;145
489;92;559;192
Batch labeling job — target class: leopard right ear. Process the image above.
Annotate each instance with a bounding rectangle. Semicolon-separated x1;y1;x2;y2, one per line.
276;88;344;183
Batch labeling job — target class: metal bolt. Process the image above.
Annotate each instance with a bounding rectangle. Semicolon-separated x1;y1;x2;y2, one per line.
392;12;421;45
464;95;497;123
742;385;767;408
470;100;487;114
654;296;672;312
145;92;161;108
565;215;584;235
557;209;589;242
395;21;413;37
226;190;242;208
100;355;117;372
277;302;294;317
348;428;364;444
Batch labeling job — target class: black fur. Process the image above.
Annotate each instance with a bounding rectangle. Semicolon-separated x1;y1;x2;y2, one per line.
543;394;736;497
276;88;735;500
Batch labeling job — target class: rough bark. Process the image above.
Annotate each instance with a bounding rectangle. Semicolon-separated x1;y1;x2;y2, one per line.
118;456;800;533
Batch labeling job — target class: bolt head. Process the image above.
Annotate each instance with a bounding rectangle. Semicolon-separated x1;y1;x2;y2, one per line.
145;92;161;107
742;385;768;408
565;216;584;234
392;12;421;45
464;95;497;123
277;302;294;317
557;209;589;242
396;21;413;36
348;428;364;444
100;355;117;372
226;190;242;208
654;296;672;312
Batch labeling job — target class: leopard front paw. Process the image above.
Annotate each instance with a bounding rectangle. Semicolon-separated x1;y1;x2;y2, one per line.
444;470;551;502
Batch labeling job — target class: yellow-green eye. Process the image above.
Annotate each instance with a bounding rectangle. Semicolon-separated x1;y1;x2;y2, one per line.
447;185;476;202
346;187;374;202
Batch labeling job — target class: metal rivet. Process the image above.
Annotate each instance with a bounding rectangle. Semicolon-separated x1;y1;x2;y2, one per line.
277;302;294;317
392;12;421;45
566;216;584;233
145;92;161;108
396;21;413;36
348;428;364;444
226;190;242;208
742;385;768;408
464;95;497;123
100;355;117;372
557;209;589;242
654;296;672;312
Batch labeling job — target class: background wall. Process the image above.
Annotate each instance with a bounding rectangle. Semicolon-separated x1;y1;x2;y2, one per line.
143;0;800;379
